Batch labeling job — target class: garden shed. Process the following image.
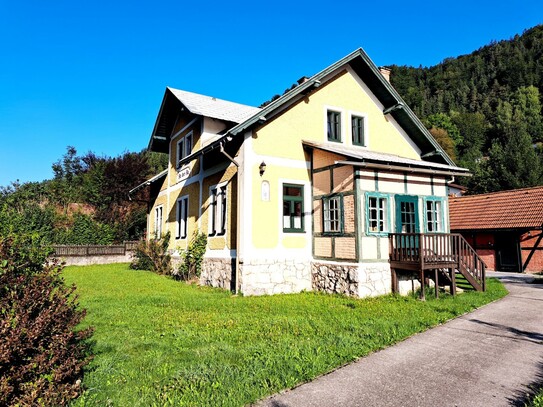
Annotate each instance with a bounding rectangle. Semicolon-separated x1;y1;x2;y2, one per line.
449;186;543;273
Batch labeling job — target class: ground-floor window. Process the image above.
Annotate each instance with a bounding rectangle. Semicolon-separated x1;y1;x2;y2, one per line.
209;183;227;236
176;196;189;239
154;205;163;239
366;192;389;236
323;195;341;233
424;198;444;232
283;184;304;232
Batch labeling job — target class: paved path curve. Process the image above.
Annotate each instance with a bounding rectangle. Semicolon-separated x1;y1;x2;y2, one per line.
257;273;543;407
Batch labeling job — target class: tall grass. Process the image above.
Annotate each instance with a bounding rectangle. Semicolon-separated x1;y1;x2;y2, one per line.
64;263;507;406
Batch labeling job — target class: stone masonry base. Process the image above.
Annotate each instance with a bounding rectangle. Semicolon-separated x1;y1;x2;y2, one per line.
240;258;312;296
201;257;235;291
312;260;393;297
199;256;421;298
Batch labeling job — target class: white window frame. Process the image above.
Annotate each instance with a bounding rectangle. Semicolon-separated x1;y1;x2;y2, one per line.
424;198;444;233
176;131;193;168
324;106;345;143
154;205;163;239
176;196;189;239
209;182;227;236
350;111;368;147
365;192;389;236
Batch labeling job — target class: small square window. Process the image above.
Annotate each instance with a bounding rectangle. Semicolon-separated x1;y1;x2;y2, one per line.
327;111;341;142
352;115;365;146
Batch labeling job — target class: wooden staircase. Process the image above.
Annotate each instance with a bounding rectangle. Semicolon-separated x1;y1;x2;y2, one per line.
389;233;486;299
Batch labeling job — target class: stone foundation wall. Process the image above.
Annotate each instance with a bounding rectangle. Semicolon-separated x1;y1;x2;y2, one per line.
201;258;235;290
55;253;133;266
240;258;312;296
312;261;392;298
357;263;392;297
312;261;359;296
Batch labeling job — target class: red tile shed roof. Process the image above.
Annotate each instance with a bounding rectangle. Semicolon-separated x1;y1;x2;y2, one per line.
449;186;543;231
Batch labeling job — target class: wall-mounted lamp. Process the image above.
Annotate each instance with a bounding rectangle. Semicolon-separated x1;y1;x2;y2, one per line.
259;161;267;176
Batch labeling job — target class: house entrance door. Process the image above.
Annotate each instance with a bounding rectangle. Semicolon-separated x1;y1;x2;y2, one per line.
394;195;420;250
395;195;419;234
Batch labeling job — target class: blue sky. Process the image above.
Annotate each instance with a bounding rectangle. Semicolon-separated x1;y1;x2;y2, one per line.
0;0;541;187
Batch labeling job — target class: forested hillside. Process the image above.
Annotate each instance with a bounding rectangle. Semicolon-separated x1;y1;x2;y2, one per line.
390;24;543;193
0;147;167;245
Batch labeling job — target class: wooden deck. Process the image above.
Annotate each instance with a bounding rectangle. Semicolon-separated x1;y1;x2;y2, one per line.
389;233;486;299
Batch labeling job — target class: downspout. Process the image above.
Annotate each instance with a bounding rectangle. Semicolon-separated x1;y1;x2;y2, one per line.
220;141;241;294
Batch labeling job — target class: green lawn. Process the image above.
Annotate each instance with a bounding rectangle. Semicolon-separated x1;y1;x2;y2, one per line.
64;263;507;406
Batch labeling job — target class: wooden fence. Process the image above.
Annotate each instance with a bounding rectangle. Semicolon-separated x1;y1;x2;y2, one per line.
53;241;140;257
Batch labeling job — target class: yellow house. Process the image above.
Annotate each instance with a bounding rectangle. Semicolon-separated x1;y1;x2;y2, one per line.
132;49;484;298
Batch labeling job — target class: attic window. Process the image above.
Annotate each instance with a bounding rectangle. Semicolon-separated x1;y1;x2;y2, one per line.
327;110;341;142
351;115;366;146
177;132;193;167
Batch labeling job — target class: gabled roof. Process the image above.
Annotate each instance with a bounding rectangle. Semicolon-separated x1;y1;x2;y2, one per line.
225;48;455;166
303;141;469;176
149;88;260;152
149;48;457;166
167;88;261;124
449;186;543;231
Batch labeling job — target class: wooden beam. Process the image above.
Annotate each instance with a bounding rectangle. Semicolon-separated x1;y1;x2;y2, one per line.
434;268;439;298
522;232;543;271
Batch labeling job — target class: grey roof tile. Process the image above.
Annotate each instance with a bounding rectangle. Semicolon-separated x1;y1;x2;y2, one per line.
167;87;261;124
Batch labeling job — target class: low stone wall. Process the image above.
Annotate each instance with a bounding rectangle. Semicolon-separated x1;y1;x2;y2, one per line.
201;257;235;291
240;258;312;296
55;253;133;266
312;261;359;296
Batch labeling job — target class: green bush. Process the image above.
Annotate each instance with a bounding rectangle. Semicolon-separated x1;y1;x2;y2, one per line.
130;232;172;275
54;213;115;245
0;234;92;406
176;232;207;281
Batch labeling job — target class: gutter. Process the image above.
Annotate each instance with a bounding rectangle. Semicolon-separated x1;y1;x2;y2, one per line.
335;160;472;177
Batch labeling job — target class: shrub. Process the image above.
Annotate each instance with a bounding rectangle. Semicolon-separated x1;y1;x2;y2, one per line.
176;232;207;281
0;234;93;406
130;232;172;275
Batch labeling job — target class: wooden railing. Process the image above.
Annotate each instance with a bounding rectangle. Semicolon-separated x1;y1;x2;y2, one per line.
53;241;140;257
389;233;485;292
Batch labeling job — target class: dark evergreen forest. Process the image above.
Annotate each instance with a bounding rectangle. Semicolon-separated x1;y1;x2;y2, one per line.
390;24;543;193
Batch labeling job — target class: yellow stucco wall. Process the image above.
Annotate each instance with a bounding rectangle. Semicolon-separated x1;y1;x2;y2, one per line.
251;164;310;249
252;69;420;160
168;118;201;187
202;165;238;251
248;68;421;252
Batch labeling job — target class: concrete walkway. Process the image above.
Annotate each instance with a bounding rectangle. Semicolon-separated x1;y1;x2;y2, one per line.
257;273;543;407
